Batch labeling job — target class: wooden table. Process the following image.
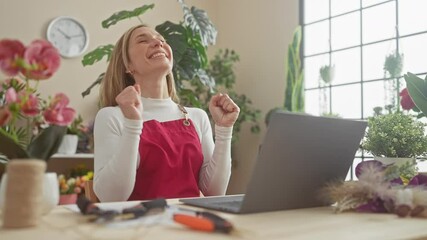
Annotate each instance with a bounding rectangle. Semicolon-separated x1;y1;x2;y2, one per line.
1;200;427;240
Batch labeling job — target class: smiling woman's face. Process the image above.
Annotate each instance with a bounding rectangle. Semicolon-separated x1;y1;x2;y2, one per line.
127;26;173;77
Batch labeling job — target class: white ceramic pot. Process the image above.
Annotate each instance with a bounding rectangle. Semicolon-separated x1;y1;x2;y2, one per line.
0;172;59;215
374;156;415;167
57;134;78;155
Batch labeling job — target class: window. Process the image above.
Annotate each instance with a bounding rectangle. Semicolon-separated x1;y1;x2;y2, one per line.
301;0;427;179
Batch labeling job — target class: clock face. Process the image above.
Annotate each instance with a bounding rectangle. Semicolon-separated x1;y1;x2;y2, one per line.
46;17;89;58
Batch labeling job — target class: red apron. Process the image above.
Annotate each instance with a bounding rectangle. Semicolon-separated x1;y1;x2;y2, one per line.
128;117;203;200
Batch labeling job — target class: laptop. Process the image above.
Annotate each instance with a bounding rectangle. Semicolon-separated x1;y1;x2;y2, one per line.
179;111;367;214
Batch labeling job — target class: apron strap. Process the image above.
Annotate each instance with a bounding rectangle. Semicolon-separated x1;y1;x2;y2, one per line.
177;104;191;126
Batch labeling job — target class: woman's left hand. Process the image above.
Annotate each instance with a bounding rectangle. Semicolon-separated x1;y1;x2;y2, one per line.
209;93;240;127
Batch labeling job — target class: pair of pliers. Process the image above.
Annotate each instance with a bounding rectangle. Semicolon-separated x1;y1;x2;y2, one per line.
172;207;234;234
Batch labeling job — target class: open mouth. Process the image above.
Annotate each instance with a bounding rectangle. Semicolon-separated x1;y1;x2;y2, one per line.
149;51;167;59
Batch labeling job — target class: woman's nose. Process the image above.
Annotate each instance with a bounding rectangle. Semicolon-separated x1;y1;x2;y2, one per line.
152;38;163;47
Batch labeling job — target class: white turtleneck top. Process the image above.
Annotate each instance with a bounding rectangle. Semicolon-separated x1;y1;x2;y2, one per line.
93;97;233;202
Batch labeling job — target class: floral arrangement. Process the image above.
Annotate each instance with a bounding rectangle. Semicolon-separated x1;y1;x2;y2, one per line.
325;73;427;218
58;171;93;195
323;160;427;218
0;39;75;161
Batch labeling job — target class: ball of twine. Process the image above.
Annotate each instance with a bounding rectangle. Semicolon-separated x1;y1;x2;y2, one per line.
2;159;46;228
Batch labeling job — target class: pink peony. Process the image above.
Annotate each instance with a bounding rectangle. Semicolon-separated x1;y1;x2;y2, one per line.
400;88;416;110
43;93;75;126
23;40;60;80
0;39;25;76
5;87;18;103
20;93;39;116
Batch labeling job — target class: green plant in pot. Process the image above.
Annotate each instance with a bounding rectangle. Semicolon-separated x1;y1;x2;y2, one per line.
362;112;427;180
265;25;304;126
57;115;85;155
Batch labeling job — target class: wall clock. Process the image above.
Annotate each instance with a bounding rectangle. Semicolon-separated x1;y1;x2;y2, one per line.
46;16;89;58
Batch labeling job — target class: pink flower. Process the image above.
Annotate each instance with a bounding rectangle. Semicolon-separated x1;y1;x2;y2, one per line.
23;40;60;80
5;87;18;103
43;93;75;126
0;39;25;76
0;107;12;126
400;88;416;110
20;93;39;116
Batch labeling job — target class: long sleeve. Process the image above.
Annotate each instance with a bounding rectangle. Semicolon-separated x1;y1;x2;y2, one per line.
93;107;142;202
193;110;233;196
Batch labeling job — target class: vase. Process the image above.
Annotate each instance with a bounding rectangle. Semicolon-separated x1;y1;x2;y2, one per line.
57;134;78;155
1;159;46;228
374;156;416;167
0;172;59;216
59;193;78;205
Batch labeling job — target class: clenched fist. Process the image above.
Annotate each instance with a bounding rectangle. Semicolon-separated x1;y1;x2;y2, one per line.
209;93;240;127
115;84;143;120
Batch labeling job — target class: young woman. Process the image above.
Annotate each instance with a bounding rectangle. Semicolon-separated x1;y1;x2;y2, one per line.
93;24;240;202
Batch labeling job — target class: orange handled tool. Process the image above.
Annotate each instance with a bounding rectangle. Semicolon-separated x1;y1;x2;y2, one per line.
173;211;233;233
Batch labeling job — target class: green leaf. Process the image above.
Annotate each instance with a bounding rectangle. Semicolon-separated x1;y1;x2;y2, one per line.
156;21;188;64
178;1;217;46
101;4;155;29
81;44;114;66
0;128;29;160
195;69;215;90
404;72;427;118
175;47;201;80
284;26;303;112
179;88;202;108
27;125;67;161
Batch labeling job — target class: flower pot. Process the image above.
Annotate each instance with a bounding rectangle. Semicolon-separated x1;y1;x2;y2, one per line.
59;193;78;205
57;134;79;155
0;171;59;216
374;156;415;167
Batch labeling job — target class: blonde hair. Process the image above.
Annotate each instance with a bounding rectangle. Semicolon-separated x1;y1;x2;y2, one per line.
100;24;179;107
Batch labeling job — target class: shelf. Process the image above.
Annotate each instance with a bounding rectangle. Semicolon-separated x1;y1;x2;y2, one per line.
51;153;94;159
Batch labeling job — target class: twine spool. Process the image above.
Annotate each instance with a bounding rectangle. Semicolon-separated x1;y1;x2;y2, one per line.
2;159;46;228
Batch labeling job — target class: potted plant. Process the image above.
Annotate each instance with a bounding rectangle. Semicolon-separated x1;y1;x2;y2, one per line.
0;38;76;226
362;112;427;180
57;115;85;155
58;169;93;205
319;64;335;115
265;26;304;126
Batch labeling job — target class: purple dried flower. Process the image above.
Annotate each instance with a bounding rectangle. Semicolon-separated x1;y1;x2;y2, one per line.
408;174;427;186
355;160;385;178
356;198;388;213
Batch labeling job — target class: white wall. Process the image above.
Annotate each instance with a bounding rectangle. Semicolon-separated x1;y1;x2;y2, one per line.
0;0;299;193
215;0;299;193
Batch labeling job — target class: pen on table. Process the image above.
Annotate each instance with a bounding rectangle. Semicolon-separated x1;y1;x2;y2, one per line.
170;206;234;234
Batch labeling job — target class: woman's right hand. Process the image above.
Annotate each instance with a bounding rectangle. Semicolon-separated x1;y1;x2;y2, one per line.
115;84;143;120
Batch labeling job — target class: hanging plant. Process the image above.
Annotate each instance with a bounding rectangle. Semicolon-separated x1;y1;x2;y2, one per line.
383;51;403;79
319;64;335;85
